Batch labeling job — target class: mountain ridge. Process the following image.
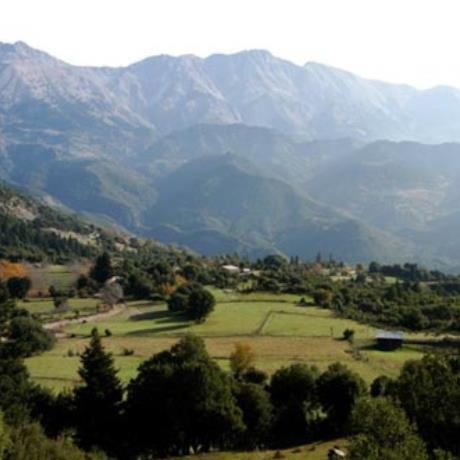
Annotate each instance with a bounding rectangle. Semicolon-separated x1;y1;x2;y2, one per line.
3;41;460;144
3;42;460;267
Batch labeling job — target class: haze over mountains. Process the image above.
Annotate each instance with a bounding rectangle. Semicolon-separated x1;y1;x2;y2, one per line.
2;41;460;268
4;41;460;148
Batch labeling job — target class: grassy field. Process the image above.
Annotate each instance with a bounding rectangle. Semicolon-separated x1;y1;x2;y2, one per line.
26;263;87;295
173;439;347;460
25;290;428;390
262;309;375;339
18;297;101;323
25;334;424;390
19;297;101;315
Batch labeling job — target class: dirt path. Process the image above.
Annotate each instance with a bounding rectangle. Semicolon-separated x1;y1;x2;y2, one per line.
44;304;126;334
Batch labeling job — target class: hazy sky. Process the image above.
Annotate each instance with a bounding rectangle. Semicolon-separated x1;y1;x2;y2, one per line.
1;0;459;88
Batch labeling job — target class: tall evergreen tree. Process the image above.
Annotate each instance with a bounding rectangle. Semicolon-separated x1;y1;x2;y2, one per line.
0;288;34;425
90;253;113;285
0;355;32;424
73;328;123;456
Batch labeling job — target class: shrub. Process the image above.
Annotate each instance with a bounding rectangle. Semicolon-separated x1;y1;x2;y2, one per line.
343;328;355;342
53;297;69;311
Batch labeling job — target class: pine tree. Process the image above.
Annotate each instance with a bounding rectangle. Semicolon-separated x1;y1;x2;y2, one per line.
74;328;123;456
90;252;113;284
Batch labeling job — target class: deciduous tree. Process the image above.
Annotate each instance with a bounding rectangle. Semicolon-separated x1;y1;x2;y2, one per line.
395;355;460;456
6;277;31;300
348;397;428;460
317;362;367;436
269;364;320;447
235;383;272;449
230;343;255;379
126;335;243;457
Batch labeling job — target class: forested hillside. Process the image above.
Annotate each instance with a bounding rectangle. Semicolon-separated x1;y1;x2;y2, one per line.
4;42;460;268
0;181;113;261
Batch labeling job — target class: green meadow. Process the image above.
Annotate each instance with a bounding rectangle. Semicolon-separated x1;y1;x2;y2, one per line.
25;290;427;390
173;439;348;460
26;263;84;294
19;297;101;316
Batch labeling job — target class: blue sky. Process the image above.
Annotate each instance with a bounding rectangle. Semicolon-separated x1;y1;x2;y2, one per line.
1;0;459;88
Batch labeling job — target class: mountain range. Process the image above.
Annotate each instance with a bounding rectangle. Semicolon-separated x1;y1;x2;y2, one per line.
2;41;460;268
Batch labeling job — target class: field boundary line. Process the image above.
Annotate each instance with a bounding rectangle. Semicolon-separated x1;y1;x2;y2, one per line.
219;299;295;304
268;310;336;320
255;310;276;335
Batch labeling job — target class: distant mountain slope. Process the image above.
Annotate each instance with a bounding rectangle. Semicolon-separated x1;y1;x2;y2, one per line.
2;122;459;267
306;141;460;231
0;143;157;229
0;181;110;261
140;129;460;267
0;41;156;160
139;123;361;185
96;50;460;143
3;41;460;145
141;154;408;262
0;180;201;264
305;141;460;268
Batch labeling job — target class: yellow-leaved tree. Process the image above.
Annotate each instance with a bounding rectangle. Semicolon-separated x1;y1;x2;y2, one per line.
230;342;255;379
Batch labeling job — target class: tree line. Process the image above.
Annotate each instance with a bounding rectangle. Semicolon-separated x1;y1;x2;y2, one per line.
226;255;460;334
0;213;95;263
0;329;458;459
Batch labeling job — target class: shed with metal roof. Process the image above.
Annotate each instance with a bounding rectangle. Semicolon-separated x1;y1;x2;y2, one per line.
376;330;404;350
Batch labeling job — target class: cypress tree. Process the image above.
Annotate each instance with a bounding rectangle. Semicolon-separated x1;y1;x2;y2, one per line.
90;252;113;284
74;328;123;456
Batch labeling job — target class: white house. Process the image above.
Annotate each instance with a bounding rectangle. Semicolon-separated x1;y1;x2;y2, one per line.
222;264;240;274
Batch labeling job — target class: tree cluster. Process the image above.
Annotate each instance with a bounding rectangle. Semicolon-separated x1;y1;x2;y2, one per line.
10;333;367;459
0;285;54;358
0;315;459;460
167;283;215;321
0;213;95;263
